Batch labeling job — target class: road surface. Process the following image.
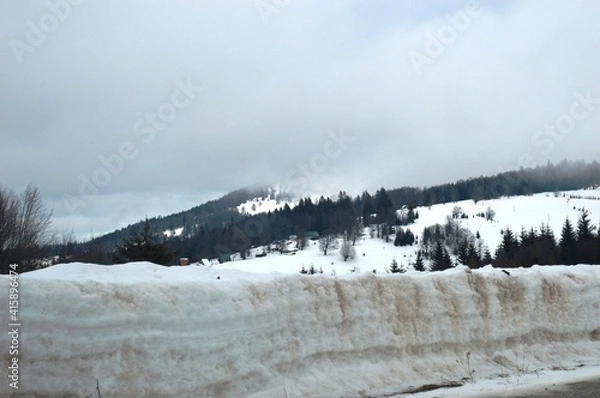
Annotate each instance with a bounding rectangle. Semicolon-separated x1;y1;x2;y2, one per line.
483;377;600;397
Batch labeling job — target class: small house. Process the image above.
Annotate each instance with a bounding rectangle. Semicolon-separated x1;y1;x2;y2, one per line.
306;231;319;240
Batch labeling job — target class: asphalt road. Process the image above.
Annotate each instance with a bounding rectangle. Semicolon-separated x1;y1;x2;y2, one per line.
483;377;600;398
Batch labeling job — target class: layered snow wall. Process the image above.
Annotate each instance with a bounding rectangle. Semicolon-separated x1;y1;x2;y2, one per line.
1;263;599;397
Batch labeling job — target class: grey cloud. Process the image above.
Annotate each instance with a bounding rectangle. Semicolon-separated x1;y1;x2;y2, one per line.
1;0;599;237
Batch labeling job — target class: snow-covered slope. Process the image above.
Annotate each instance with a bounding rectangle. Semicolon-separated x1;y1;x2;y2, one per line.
236;185;301;216
412;188;600;254
218;188;600;276
237;196;294;216
163;227;184;238
1;263;598;397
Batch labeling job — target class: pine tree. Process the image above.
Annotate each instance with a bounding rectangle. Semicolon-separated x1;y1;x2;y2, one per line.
482;246;493;265
466;241;482;269
414;250;426;272
576;209;597;263
596;221;600;264
394;227;415;247
559;217;577;265
442;246;453;269
494;227;518;267
375;188;394;224
361;191;375;224
577;209;595;241
394;227;402;246
389;257;401;273
113;219;177;265
457;241;469;265
432;242;453;271
537;223;557;265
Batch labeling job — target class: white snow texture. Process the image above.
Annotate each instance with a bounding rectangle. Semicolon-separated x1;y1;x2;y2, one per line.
1;262;599;397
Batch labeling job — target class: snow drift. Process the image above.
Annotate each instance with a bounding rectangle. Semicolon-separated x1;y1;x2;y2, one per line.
1;263;599;397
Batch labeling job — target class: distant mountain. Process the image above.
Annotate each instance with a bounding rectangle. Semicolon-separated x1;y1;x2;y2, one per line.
84;186;294;249
385;159;600;208
71;160;600;263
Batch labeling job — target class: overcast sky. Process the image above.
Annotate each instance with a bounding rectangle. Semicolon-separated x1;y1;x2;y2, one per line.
1;0;599;239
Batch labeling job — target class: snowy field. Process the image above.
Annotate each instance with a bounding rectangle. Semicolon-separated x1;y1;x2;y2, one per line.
1;262;599;397
412;188;600;255
219;188;600;276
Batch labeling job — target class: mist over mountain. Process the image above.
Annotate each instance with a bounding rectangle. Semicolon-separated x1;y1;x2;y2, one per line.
64;160;600;264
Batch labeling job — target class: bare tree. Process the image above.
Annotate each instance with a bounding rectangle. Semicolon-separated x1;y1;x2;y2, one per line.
485;206;496;221
452;206;464;219
274;239;287;254
54;228;77;263
348;220;363;246
318;234;339;255
0;185;52;273
339;239;356;261
0;186;19;259
295;232;308;251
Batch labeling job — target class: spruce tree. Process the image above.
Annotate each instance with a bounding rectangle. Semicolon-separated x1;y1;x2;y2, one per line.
559;218;577;265
389;257;401;273
375;188;394;224
537;223;557;265
414;250;426;272
576;209;597;263
394;228;404;247
113;219;177;265
361;192;375;224
495;228;518;267
577;209;595;241
457;241;469;266
482;247;493;265
596;222;600;264
432;242;453;271
467;241;481;269
442;246;453;269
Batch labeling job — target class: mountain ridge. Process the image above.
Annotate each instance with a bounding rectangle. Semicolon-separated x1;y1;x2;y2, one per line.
72;160;600;262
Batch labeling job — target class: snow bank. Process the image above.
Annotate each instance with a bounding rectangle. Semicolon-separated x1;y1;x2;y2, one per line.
1;263;599;397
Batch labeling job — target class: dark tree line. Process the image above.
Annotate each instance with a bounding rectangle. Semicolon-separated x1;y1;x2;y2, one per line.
493;210;599;267
169;191;378;261
419;209;600;272
394;227;415;247
386;160;600;208
69;188;408;264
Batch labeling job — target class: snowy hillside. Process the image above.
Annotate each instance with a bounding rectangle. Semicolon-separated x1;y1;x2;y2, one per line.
236;185;301;216
237;196;294;216
1;263;598;397
412;188;600;255
162;227;184;238
217;188;600;276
